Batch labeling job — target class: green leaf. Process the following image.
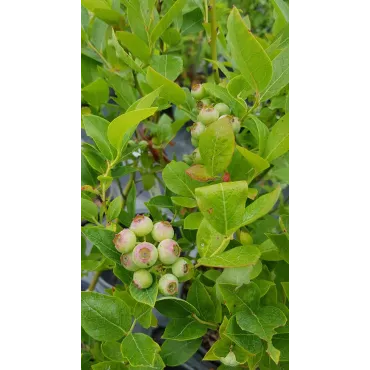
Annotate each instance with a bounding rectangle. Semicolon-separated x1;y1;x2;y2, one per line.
162;318;207;341
227;8;273;93
107;196;123;222
187;278;215;322
181;8;204;35
266;233;289;263
227;75;253;100
272;334;289;362
207;337;249;364
155;297;200;318
162;161;204;197
197;245;261;268
218;282;260;314
126;183;136;219
217;263;262;287
161;339;202;366
81;292;131;341
263;114;289;162
128;354;165;370
271;0;289;24
101;341;124;361
146;67;186;106
243;116;269;156
121;333;160;367
261;47;289;101
196;219;230;257
129;277;158;307
82;78;109;107
92;362;126;370
151;55;183;81
171;196;197;208
116;31;151;63
82;227;121;264
81;198;98;223
83;115;116;160
195;181;249;235
255;280;276;297
224;316;263;355
147;195;174;209
236;306;287;342
113;264;133;285
184;212;204;229
199;118;235;176
236;145;270;181
127;87;163;112
107;108;158;149
150;0;187;45
81;0;110;11
186;164;218;182
82;143;107;173
281;282;289;300
258;239;282;261
241;187;281;227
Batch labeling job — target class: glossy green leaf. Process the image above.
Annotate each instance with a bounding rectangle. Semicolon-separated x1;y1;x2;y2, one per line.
263;114;289;162
82;78;109;107
236;145;270;181
261;47;289;101
184;212;204;229
101;341;124;361
227;8;272;93
224;316;263;355
83;115;116;160
128;354;165;370
195;181;249;235
107;196;123;221
255;280;276;297
196;219;230;257
171;196;197;208
208;337;249;364
227;75;253;100
266;233;289;263
243;115;269;156
146;67;186;106
217;263;262;287
82;143;107;173
197;245;260;268
150;0;187;45
271;0;289;24
162;318;207;341
187;278;215;322
113;264;133;285
82;227;121;264
127;87;163;112
151;55;183;81
129;277;158;307
241;187;281;227
107;108;158;149
116;31;151;63
92;362;126;370
155;297;200;318
162;161;204;197
81;198;98;223
258;239;282;261
199;118;235;176
81;292;131;341
121;333;160;367
161;339;202;366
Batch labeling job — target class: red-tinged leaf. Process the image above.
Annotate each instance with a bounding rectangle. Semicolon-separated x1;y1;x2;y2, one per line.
186;165;217;182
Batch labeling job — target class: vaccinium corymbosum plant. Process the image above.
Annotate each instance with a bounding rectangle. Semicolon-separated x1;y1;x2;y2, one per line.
81;0;289;369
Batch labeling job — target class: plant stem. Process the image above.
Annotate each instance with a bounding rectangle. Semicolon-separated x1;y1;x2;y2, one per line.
133;71;145;97
126;319;137;336
87;41;111;69
210;0;220;84
192;314;218;329
204;0;209;23
87;271;102;291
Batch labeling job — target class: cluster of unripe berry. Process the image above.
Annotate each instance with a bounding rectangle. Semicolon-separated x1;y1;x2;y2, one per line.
114;215;194;296
183;83;241;165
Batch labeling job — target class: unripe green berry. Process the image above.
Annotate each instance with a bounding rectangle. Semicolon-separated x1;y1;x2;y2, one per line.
190;122;206;140
133;269;153;289
158;274;179;296
214;102;231;116
172;258;194;282
132;242;158;268
158;239;181;265
113;229;136;253
120;252;140;271
197;107;219;125
240;230;253;245
191;137;199;147
191;148;202;164
191;83;205;100
130;215;153;237
183;154;192;165
127;140;135;147
220;352;239;367
231;116;241;134
152;221;175;242
138;140;148;149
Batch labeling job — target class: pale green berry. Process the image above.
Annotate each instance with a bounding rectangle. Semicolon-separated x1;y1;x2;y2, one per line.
220;351;239;367
191;83;205;100
158;274;179;296
130;215;153;237
183;154;192;165
214;102;231;116
133;269;153;289
191;137;199;147
138;140;148;149
113;229;136;253
197;107;219;125
231;116;241;134
120;252;140;271
158;239;181;265
171;258;194;282
191;148;202;164
152;221;175;242
240;230;253;245
190;122;206;140
132;242;158;268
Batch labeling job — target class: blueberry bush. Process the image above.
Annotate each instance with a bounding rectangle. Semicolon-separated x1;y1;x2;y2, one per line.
81;0;289;369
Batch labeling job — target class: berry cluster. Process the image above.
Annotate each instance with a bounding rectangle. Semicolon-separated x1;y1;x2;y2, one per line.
114;215;194;296
183;83;241;165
